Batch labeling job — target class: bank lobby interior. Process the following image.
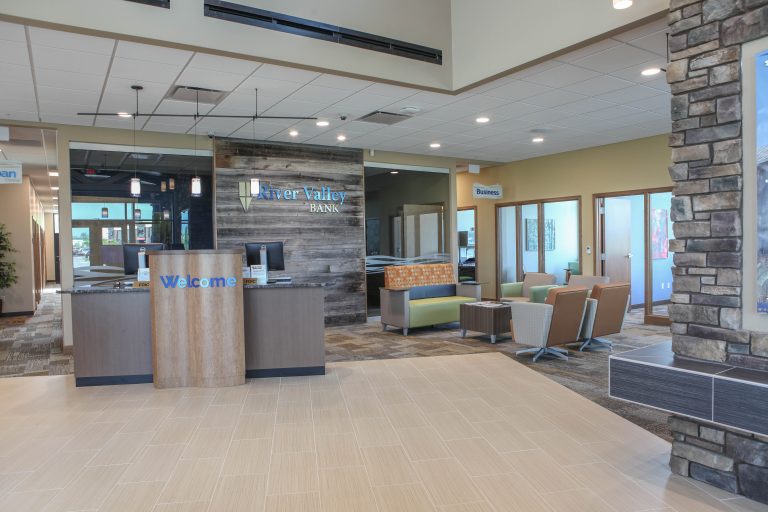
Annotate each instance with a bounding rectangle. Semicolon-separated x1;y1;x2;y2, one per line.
1;0;768;511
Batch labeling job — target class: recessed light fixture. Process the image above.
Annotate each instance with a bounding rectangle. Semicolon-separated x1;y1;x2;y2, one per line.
641;67;662;76
532;137;544;143
429;142;441;149
51;186;59;190
48;171;59;177
117;112;132;118
337;134;347;142
316;120;329;127
612;0;632;8
289;130;299;137
476;116;490;124
390;171;399;175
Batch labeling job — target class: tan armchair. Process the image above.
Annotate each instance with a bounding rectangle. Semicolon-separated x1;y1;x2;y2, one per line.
578;283;631;351
566;275;610;289
510;287;589;362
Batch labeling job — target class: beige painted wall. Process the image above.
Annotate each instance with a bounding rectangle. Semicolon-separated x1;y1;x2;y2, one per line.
1;0;453;90
44;212;55;281
0;177;35;313
457;134;673;299
450;0;668;89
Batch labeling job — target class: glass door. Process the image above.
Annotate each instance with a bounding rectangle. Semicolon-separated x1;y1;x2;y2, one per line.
520;203;540;275
543;199;580;285
648;191;674;321
457;207;477;281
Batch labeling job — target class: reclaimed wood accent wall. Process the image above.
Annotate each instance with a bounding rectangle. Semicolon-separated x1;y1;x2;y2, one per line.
214;139;366;325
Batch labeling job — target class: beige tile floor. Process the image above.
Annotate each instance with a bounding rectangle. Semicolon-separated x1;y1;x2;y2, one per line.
0;352;765;512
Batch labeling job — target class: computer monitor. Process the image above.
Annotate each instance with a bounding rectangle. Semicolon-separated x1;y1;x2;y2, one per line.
245;242;285;271
123;243;165;276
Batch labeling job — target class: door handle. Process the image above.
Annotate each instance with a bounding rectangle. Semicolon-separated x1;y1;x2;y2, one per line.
626;253;632;259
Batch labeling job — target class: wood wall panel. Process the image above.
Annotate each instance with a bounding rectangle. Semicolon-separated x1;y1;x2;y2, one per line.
214;139;366;325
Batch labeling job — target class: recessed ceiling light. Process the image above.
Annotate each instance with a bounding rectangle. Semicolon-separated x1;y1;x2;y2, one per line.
51;186;59;190
641;67;662;76
48;171;59;177
316;120;329;127
289;130;299;137
390;171;399;175
337;134;347;142
612;0;632;8
532;137;544;143
476;116;490;124
429;142;441;149
117;112;132;118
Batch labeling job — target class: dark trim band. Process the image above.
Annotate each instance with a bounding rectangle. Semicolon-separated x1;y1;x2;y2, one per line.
75;374;154;387
246;366;325;378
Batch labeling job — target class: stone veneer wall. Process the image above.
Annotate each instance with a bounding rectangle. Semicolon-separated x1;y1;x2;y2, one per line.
667;0;768;503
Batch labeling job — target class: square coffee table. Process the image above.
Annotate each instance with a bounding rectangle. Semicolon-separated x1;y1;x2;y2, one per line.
460;302;512;344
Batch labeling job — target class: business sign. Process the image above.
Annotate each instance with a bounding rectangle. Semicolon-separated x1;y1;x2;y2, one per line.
0;161;22;184
472;183;502;199
159;274;237;289
239;181;346;213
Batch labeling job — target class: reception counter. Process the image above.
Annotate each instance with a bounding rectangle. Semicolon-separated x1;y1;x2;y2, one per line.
64;282;325;386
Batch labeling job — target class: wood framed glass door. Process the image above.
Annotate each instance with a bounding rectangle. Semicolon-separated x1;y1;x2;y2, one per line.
595;187;673;325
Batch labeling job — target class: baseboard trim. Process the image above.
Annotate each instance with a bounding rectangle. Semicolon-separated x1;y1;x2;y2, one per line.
0;311;34;317
75;374;153;387
246;366;325;378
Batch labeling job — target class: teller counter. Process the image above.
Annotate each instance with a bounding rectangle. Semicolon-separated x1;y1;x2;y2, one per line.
63;282;325;387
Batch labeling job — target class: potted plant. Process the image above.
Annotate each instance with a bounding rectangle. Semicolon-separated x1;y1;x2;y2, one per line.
0;223;18;315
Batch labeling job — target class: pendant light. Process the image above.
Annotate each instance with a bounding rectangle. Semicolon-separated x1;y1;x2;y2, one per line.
168;177;175;190
163;209;170;220
250;96;260;197
134;207;142;220
190;89;202;198
101;206;109;219
130;86;142;198
161;181;167;192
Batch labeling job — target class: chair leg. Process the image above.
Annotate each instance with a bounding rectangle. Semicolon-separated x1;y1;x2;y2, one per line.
382;323;387;332
516;347;568;362
403;328;408;336
579;337;612;351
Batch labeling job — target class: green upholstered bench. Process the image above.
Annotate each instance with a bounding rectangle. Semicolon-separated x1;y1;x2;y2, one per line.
381;283;482;335
409;295;477;329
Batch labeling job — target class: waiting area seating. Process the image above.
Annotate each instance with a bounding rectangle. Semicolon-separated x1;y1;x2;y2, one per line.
511;287;589;362
566;274;610;290
578;282;631;351
499;272;557;303
380;263;481;335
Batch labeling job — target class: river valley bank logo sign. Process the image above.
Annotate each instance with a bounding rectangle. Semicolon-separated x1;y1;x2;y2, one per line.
239;181;346;213
0;161;23;184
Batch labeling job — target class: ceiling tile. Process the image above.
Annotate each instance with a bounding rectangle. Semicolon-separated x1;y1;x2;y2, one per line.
0;63;33;84
110;57;184;84
612;18;668;43
563;75;635;95
556;39;623;64
525;63;601;88
32;45;111;75
37;86;99;107
311;74;373;91
0;40;29;66
29;26;114;55
186;52;260;75
596;84;664;103
573;44;660;73
482;80;547;101
287;84;354;104
251;63;320;83
35;68;104;92
116;41;192;65
627;31;668;57
0;20;26;42
176;66;249;91
523;89;586;108
556;97;618;115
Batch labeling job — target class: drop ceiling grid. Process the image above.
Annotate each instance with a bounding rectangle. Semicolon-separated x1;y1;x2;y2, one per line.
0;19;671;163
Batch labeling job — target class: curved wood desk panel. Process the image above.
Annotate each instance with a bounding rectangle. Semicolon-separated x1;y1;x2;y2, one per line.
149;249;245;388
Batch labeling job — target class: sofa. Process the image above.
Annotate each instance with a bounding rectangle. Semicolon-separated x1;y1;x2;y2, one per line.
380;263;481;336
500;272;557;303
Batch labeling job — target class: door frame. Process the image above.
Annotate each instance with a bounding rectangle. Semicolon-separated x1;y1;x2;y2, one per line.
457;205;478;281
593;187;673;326
495;195;582;298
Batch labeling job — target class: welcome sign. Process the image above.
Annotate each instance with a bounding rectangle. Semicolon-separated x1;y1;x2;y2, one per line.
472;183;503;199
239;182;346;213
0;161;22;184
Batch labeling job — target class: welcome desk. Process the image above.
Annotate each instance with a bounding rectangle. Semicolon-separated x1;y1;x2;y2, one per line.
63;249;326;387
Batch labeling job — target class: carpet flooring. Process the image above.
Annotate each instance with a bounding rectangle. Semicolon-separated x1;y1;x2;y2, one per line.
0;286;72;377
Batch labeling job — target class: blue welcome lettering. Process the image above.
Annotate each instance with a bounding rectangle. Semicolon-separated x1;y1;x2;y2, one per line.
159;275;179;288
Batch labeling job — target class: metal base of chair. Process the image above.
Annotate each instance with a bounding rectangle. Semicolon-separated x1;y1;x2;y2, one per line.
515;347;568;362
579;337;612;351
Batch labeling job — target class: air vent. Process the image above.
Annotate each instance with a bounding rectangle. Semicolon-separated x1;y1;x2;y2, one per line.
125;0;170;8
166;86;227;105
203;0;442;65
357;111;412;125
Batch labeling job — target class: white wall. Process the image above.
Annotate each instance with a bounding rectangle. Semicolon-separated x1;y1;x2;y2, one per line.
44;212;55;281
450;0;668;89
